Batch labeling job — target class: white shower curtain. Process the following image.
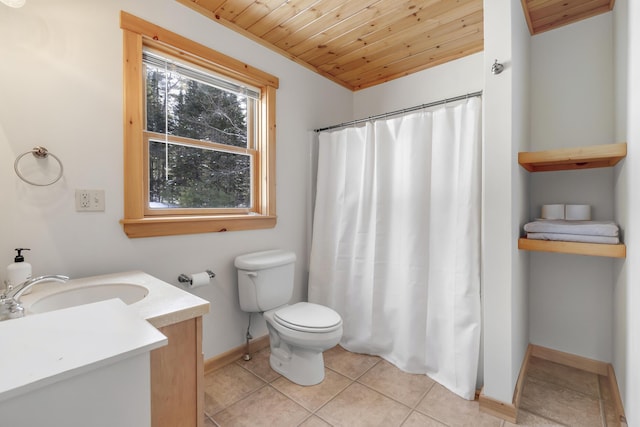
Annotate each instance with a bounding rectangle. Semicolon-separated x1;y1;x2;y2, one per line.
309;97;482;400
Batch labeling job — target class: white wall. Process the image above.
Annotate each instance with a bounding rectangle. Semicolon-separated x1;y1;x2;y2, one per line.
0;0;353;359
613;0;629;414
528;13;615;362
353;52;484;118
625;1;640;420
481;0;530;403
509;0;531;403
616;0;640;423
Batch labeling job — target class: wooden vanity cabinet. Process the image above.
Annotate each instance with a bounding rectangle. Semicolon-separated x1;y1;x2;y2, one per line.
150;316;204;427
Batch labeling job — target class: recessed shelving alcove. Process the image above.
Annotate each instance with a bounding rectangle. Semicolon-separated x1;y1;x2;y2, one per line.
518;142;627;258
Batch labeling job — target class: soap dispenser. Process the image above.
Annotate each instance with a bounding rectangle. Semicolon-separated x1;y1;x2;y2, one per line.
6;248;32;291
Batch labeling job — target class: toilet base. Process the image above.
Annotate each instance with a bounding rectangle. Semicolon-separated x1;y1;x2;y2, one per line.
261;305;342;386
269;345;325;386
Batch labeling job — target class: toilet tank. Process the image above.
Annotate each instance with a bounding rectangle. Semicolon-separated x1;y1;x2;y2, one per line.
234;250;296;312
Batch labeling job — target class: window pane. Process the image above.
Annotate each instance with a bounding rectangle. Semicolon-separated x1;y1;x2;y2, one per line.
173;78;248;148
145;67;169;134
145;64;250;148
149;140;251;209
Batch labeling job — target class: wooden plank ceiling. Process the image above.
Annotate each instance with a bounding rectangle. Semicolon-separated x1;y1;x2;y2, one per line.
176;0;615;91
521;0;615;35
177;0;484;91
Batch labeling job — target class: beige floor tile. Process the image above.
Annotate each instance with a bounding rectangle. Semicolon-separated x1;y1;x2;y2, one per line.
316;382;411;427
237;347;281;382
272;368;351;411
204;363;266;415
503;410;567;426
203;348;611;427
416;383;502;427
212;385;310;427
358;360;435;408
521;376;602;427
401;411;446;426
324;345;381;379
299;415;333;427
526;357;600;398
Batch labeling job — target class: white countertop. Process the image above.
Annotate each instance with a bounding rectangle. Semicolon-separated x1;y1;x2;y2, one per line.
0;298;167;403
21;271;210;328
2;271;210;403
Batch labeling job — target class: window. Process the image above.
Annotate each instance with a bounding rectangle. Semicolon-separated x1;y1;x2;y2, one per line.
120;12;278;238
143;50;258;212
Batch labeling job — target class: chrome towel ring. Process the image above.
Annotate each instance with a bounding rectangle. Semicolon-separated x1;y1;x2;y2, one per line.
14;146;64;186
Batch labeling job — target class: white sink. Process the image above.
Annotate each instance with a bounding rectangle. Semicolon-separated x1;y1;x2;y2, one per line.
17;271;209;328
27;283;149;314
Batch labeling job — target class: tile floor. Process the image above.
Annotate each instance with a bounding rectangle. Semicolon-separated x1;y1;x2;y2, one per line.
203;346;620;426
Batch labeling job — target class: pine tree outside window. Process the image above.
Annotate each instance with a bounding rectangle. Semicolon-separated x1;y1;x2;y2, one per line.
120;12;278;238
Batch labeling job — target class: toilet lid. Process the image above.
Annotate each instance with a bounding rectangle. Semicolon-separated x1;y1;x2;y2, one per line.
274;302;342;333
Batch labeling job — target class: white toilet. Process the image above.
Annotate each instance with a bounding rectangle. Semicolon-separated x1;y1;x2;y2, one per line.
235;249;343;386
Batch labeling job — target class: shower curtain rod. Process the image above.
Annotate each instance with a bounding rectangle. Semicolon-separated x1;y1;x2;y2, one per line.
314;90;483;133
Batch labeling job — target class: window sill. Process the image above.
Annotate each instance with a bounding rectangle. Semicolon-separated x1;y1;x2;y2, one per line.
120;215;277;238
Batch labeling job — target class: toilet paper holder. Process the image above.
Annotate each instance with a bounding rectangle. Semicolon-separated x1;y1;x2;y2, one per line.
178;270;216;285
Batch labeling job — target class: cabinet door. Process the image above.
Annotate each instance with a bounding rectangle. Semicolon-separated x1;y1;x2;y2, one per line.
151;317;204;427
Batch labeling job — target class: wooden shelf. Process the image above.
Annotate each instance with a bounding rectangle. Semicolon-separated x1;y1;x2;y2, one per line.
519;142;627;257
518;238;626;258
518;142;626;172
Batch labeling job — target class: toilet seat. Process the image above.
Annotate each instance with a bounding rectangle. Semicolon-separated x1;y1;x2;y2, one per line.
274;302;342;333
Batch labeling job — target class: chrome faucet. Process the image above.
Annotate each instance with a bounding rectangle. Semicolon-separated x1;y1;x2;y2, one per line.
0;275;69;320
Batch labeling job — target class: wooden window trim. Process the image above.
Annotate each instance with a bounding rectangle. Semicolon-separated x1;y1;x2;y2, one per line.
119;12;278;238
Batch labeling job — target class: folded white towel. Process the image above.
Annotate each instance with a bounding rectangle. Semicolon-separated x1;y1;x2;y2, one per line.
523;220;619;237
526;232;619;245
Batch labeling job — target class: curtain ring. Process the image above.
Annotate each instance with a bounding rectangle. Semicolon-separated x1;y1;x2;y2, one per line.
14;146;64;186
